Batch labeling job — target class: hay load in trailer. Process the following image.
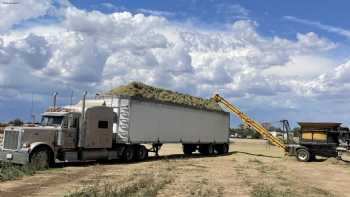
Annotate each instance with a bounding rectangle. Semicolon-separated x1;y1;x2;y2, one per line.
108;82;223;112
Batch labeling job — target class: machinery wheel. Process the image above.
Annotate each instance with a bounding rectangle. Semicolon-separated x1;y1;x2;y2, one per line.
30;147;50;169
296;148;311;162
123;146;135;162
309;153;316;161
136;145;148;161
183;144;194;155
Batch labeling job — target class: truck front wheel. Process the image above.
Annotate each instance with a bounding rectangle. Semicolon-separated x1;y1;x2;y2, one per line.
296;148;311;162
30;147;50;169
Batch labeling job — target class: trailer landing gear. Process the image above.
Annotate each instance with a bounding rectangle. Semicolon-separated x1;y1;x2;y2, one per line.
149;143;163;157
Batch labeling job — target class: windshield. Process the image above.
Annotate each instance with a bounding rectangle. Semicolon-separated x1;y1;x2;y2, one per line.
41;116;64;126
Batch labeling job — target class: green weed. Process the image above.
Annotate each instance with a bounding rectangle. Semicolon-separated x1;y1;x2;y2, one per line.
0;162;36;181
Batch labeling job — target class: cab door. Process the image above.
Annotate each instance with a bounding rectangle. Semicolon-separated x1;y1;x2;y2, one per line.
61;113;79;148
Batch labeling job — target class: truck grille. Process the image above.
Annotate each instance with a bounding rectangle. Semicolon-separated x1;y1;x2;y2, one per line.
3;130;19;150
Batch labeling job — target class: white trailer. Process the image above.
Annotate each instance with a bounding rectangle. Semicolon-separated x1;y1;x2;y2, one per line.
104;97;229;144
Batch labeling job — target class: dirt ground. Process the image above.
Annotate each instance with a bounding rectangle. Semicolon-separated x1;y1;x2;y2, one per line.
1;139;350;197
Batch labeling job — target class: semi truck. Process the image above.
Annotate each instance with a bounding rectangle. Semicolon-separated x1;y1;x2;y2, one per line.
0;94;230;168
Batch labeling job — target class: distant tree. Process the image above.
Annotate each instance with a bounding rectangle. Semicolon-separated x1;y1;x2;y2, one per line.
292;127;301;137
9;118;24;126
230;125;262;139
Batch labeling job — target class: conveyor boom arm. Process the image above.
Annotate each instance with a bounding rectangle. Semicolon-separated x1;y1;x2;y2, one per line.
213;94;287;151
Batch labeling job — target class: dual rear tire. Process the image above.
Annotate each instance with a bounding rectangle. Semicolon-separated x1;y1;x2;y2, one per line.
183;143;229;155
122;145;148;162
215;144;229;154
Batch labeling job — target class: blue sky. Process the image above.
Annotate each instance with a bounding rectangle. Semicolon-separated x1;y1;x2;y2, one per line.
71;1;350;39
1;0;350;128
69;0;350;62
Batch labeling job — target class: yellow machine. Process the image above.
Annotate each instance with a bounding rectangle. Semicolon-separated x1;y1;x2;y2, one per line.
213;94;350;162
213;94;288;151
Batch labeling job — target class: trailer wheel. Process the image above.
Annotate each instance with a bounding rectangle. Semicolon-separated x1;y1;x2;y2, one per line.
223;143;229;154
208;144;215;155
296;148;311;162
123;146;135;162
199;144;214;155
215;144;224;154
30;147;50;169
183;144;194;155
136;145;148;161
215;144;229;154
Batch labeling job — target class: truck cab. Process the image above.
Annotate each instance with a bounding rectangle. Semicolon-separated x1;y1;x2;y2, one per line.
0;105;114;168
0;110;78;167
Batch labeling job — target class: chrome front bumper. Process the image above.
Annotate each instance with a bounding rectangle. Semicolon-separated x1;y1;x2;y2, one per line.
0;149;29;165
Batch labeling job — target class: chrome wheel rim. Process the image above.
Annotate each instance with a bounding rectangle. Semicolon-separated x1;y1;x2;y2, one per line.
298;151;308;160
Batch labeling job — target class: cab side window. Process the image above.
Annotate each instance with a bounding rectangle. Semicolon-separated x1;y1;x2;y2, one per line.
98;120;109;129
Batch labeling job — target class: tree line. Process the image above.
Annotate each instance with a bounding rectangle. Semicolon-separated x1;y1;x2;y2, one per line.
230;124;301;139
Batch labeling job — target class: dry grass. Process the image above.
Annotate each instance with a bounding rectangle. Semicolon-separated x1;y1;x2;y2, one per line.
1;139;349;197
65;174;172;197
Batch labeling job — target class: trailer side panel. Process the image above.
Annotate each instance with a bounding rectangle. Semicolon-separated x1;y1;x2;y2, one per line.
128;100;229;144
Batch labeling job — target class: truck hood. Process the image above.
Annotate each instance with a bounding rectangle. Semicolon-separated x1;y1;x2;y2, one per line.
5;125;59;131
6;126;58;148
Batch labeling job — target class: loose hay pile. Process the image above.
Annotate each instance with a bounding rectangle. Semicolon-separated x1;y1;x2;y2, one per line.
109;82;223;112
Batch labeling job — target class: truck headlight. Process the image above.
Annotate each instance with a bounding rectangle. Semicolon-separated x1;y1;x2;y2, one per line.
22;143;30;148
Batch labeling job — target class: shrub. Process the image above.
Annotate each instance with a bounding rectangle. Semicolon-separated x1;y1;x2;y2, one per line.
0;162;36;181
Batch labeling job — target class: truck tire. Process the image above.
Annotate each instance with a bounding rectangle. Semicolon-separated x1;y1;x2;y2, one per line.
30;147;50;169
199;144;214;155
215;144;229;154
296;148;311;162
183;144;194;155
123;146;135;162
309;153;316;161
208;144;215;155
136;145;148;161
224;143;229;154
199;144;208;155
